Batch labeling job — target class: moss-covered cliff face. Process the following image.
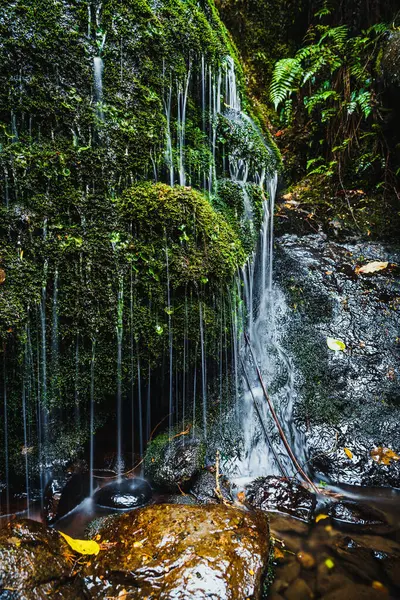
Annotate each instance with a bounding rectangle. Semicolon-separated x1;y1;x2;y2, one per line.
0;0;279;480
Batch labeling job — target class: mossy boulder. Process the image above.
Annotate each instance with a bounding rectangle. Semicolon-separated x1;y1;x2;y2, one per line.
144;433;206;490
83;503;270;598
0;519;85;599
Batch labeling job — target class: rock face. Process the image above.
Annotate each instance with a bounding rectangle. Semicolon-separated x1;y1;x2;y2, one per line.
327;501;389;533
0;519;84;599
189;469;234;505
144;435;205;491
245;476;316;522
274;233;400;487
84;503;270;599
92;477;152;510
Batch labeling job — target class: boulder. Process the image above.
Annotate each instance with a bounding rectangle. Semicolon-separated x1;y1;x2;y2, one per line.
327;500;389;533
144;434;205;490
84;503;270;599
0;519;84;599
189;469;234;505
274;233;400;487
245;476;316;522
92;477;152;510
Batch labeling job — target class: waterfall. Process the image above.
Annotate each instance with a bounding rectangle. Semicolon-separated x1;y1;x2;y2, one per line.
116;279;124;476
89;339;96;497
93;57;105;122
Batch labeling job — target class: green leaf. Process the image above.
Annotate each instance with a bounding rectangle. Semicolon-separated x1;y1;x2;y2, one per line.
326;337;346;351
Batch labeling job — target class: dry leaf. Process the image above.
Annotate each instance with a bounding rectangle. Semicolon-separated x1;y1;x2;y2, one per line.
59;531;100;555
0;269;5;284
316;514;329;523
344;447;353;460
274;547;285;560
237;491;246;503
355;261;388;275
370;447;400;466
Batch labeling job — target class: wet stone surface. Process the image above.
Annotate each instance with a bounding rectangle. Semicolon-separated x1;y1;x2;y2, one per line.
189;469;234;505
0;519;85;599
245;476;317;522
269;510;400;599
327;500;389;533
275;233;400;487
83;503;270;599
144;435;205;491
92;477;152;510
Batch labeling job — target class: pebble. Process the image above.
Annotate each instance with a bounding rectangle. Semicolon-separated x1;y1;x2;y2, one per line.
297;551;316;569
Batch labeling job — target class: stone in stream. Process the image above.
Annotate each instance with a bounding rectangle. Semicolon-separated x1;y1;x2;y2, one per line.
83;503;270;599
92;477;152;510
245;476;316;522
189;469;234;505
0;519;85;598
327;500;389;533
144;434;205;491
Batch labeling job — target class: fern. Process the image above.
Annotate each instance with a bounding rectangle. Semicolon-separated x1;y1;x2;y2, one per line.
270;58;302;109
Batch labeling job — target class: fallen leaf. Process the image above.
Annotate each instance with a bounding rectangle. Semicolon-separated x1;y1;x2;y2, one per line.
274;547;285;560
325;271;333;275
370;447;400;466
316;514;329;523
59;531;100;555
355;261;388;275
344;447;353;460
325;558;335;569
0;269;5;284
7;537;21;547
248;569;255;576
326;337;346;352
237;491;246;503
372;581;388;593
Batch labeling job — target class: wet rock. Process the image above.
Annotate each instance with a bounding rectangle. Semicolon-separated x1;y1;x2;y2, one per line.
274;233;400;487
245;476;316;521
144;434;205;491
189;469;234;505
55;472;91;519
321;583;387;600
0;519;85;599
84;503;270;599
43;460;88;524
297;551;316;569
284;578;313;600
92;477;152;510
275;559;301;584
327;500;389;533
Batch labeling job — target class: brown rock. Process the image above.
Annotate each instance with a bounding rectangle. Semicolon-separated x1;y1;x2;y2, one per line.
84;503;270;599
297;551;316;569
284;578;314;600
0;519;85;598
322;583;388;600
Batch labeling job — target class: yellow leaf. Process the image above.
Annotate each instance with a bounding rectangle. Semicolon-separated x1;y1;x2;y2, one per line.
327;337;346;352
325;558;335;570
372;581;388;593
316;514;329;523
355;261;388;275
59;531;100;555
344;447;353;460
248;569;255;576
370;447;400;466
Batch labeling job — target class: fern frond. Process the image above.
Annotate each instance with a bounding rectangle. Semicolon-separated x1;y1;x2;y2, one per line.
319;25;348;47
270;58;303;109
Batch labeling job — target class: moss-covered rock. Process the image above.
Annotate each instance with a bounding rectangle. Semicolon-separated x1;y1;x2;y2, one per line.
144;433;206;490
0;519;85;598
